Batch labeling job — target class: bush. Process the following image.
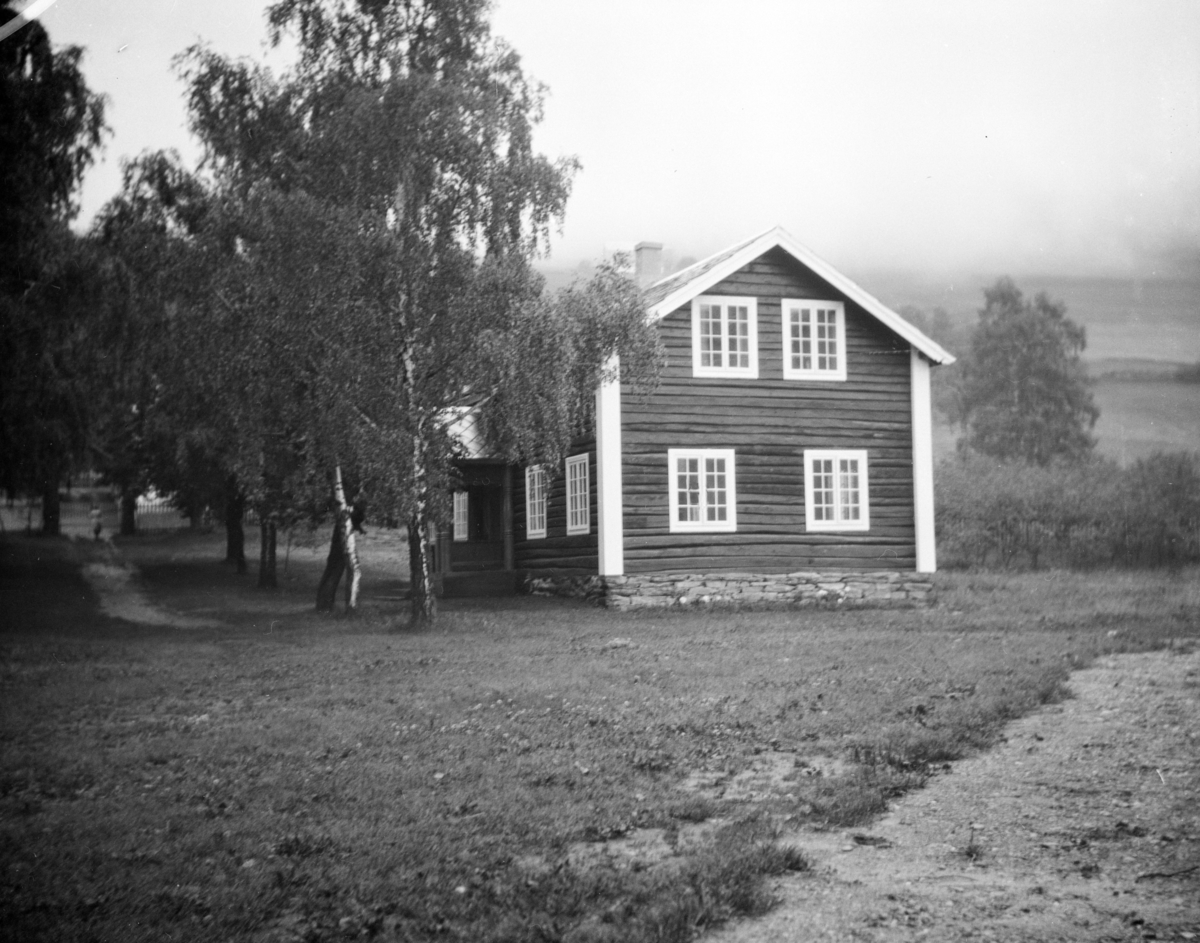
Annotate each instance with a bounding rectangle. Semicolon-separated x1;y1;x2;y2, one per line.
936;451;1200;569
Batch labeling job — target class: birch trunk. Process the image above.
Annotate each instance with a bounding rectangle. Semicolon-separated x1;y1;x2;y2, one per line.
407;512;435;627
334;465;360;613
405;401;435;626
397;288;437;627
405;427;437;626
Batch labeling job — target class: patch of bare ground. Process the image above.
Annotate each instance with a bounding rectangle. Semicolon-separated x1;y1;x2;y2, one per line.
704;647;1200;942
82;544;220;629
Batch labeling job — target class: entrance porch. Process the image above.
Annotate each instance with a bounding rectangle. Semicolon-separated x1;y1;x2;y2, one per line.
435;461;518;597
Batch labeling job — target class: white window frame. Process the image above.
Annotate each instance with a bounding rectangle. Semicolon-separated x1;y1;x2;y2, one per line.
565;454;590;536
804;449;870;532
782;299;847;381
691;295;758;378
525;465;547;539
667;448;737;533
452;491;469;541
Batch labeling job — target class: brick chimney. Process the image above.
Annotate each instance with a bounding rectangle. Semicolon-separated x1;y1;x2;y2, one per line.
634;241;663;287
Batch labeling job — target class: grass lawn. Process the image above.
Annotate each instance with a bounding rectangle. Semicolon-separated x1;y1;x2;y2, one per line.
2;531;1198;943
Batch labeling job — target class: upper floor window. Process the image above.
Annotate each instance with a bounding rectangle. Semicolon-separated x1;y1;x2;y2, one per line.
804;449;869;531
668;448;737;533
566;454;590;535
526;465;547;539
691;296;758;378
783;300;846;381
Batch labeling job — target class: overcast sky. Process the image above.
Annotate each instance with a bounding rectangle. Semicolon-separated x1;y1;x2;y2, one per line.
33;0;1200;278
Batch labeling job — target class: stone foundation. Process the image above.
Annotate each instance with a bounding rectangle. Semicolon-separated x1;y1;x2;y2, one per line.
524;571;934;610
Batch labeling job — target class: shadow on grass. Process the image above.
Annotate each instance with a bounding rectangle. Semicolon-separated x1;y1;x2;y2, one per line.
0;535;154;639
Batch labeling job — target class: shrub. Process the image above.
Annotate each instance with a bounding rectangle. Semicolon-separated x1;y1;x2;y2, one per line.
936;451;1200;569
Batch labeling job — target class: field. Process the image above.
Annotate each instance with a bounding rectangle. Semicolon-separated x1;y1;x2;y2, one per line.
2;531;1198;942
1091;378;1200;464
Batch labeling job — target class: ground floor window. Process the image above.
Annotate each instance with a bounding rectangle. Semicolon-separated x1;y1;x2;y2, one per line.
526;465;547;539
566;454;589;535
804;449;870;531
452;491;469;541
668;448;737;533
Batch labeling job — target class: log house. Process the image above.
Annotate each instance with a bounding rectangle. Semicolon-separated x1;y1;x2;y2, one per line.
440;227;954;602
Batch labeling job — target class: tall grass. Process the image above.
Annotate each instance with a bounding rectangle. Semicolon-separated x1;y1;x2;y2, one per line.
936;450;1200;569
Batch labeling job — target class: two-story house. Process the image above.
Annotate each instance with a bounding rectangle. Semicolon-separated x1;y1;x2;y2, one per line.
440;226;954;606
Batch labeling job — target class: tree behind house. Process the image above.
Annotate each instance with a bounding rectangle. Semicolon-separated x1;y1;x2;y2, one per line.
956;278;1098;465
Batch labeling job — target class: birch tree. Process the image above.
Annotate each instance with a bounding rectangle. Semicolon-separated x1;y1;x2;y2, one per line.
174;0;659;625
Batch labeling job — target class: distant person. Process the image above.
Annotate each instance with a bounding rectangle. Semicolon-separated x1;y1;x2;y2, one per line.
90;504;103;541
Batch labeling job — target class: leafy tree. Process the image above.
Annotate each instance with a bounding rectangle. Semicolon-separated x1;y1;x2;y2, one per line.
956;278;1098;466
173;0;660;625
90;150;213;535
0;4;107;531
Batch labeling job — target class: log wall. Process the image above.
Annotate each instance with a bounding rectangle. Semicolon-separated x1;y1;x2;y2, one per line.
513;435;599;575
623;246;916;573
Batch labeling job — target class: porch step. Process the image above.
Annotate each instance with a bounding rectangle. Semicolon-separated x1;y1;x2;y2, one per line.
440;570;517;598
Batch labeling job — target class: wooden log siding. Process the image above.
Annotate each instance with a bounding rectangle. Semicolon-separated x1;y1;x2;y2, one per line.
622;247;916;573
514;437;600;575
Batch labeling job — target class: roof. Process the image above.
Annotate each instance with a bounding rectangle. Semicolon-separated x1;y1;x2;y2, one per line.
643;226;956;366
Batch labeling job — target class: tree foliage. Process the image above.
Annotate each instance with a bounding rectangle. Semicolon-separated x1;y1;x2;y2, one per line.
956;278;1098;466
0;5;107;269
0;7;107;527
89;151;214;533
170;0;660;622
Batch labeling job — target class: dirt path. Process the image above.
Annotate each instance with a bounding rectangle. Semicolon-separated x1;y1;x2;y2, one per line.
709;648;1200;942
79;540;219;629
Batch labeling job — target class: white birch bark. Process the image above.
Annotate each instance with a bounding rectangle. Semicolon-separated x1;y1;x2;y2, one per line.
333;464;361;613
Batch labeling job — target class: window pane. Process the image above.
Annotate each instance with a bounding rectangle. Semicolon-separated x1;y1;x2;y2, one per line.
567;458;588;530
811;307;840;369
700;304;722;368
838;458;860;520
800;308;812;370
705;457;727;522
812;458;834;521
677;457;700;522
729;306;748;368
528;467;546;534
453;492;469;541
